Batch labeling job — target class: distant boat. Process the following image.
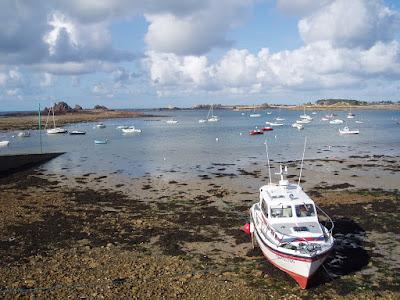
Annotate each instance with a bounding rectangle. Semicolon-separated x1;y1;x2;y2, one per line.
166;119;178;124
329;119;344;124
45;105;67;134
296;119;311;124
122;127;142;133
265;121;284;126
292;123;304;130
69;130;86;135
275;117;285;121
355;120;364;124
249;128;263;135
300;107;313;120
249;105;261;118
311;111;317;115
321;117;329;121
261;127;273;131
96;123;106;128
117;125;129;129
18;131;30;137
347;107;355;119
266;112;272;115
207;104;219;122
0;140;10;147
94;139;108;144
339;126;359;134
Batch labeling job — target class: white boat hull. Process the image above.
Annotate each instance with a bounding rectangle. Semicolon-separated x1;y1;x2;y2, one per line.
254;227;330;289
47;128;67;134
0;141;10;147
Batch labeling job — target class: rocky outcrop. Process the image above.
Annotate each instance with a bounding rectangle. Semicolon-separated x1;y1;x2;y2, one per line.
74;105;83;111
93;105;109;111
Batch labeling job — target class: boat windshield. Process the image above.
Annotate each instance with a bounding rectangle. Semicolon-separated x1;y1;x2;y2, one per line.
271;205;292;218
295;204;316;217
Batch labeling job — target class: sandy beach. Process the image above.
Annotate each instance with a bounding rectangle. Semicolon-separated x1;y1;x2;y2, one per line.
0;154;399;299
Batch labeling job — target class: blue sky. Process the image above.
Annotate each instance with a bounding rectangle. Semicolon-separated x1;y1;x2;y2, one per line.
1;0;400;110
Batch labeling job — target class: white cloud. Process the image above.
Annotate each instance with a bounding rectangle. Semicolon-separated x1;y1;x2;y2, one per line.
92;83;107;94
40;73;55;87
298;0;400;48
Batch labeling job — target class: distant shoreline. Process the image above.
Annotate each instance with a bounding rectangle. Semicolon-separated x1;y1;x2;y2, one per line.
0;110;162;131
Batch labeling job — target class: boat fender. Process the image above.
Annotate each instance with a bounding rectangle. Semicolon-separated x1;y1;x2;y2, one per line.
242;223;254;235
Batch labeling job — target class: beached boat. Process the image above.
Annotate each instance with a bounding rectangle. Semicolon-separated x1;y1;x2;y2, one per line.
45;105;68;134
249;105;261;118
207;104;219;122
243;160;334;289
292;123;304;130
249;129;263;135
265;121;284;126
122;127;142;133
69;130;86;135
261;127;273;131
166;119;178;124
0;140;10;147
18;131;30;137
94;139;108;144
339;126;359;135
96;123;106;128
329;119;344;124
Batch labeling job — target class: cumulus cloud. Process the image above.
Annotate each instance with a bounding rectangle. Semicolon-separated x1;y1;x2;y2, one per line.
144;0;251;55
298;0;400;48
40;73;55;87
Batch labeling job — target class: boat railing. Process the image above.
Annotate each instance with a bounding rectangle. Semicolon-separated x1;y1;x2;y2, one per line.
315;204;334;240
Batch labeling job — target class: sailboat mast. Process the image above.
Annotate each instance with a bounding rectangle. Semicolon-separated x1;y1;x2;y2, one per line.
52;104;56;128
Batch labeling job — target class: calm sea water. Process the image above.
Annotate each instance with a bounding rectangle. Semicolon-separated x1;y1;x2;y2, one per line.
0;109;399;178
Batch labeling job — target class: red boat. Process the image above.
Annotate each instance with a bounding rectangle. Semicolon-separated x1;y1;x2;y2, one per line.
261;127;273;131
249;129;264;135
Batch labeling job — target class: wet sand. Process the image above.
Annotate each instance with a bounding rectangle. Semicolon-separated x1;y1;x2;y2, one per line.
0;155;399;299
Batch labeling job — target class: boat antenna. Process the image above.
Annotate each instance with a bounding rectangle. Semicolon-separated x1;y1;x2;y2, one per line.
265;138;272;184
298;136;307;186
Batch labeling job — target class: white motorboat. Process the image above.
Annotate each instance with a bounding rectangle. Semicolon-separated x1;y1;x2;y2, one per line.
0;140;10;147
18;131;30;137
321;117;329;121
296;119;311;124
329;119;344;125
267;112;272;115
249;104;261;118
265;121;284;126
45;105;68;134
244;160;334;289
198;119;207;123
339;126;359;134
292;123;304;130
96;123;106;128
122;126;142;133
355;120;364;124
347;107;355;119
275;117;285;121
166;119;178;124
117;125;129;129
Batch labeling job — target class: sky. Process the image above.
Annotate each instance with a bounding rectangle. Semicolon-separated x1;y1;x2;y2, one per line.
1;0;400;110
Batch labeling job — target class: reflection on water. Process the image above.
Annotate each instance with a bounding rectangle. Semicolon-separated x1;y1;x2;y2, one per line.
1;109;399;178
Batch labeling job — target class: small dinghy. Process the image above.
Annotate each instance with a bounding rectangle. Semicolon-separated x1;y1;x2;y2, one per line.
292;123;304;130
243;140;334;289
166;119;178;124
94;139;108;144
261;127;273;131
329;119;344;124
249;129;264;135
96;123;106;128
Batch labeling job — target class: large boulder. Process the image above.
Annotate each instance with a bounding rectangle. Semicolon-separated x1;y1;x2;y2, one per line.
93;105;109;111
74;104;83;111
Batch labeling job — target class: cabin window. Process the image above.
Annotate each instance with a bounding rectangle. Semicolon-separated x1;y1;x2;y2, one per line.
270;205;292;218
295;204;316;217
261;199;268;217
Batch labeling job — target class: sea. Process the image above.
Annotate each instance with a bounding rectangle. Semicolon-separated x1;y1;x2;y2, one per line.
0;109;399;179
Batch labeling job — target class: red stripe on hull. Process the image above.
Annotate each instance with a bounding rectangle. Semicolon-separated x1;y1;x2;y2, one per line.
263;252;310;289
